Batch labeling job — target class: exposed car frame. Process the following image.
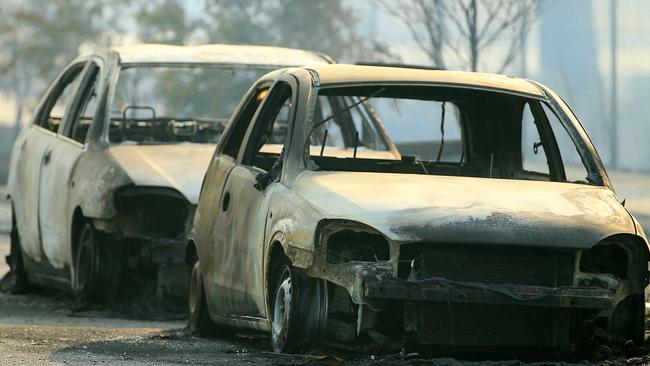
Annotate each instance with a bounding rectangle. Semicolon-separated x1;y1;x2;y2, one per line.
4;44;332;302
189;64;649;355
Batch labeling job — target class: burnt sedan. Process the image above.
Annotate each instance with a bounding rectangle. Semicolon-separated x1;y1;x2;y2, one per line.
4;44;332;303
189;65;648;355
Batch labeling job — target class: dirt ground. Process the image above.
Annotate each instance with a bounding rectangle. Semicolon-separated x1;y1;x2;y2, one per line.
3;176;650;365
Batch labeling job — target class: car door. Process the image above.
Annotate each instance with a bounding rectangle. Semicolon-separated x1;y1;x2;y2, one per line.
215;81;295;318
38;62;100;270
11;62;87;266
196;83;271;318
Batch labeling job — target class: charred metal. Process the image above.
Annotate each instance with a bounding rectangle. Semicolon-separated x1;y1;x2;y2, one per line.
113;186;192;241
309;228;648;351
188;64;650;356
4;44;333;305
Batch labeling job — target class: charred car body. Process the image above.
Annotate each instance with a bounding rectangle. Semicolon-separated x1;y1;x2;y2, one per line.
4;44;332;302
189;64;649;355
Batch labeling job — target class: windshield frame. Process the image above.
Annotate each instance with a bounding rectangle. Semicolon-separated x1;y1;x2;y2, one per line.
104;62;281;145
299;82;606;186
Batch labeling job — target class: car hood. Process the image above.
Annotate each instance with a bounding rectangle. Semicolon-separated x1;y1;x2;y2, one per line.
292;171;635;249
108;144;215;204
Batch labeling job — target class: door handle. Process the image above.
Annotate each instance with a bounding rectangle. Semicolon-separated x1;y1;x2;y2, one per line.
43;150;52;165
221;191;231;212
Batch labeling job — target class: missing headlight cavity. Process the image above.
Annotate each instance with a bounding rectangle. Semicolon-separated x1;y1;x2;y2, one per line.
580;244;627;279
114;187;189;239
326;229;389;264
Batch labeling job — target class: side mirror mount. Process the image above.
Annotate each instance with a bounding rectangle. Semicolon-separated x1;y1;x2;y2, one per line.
253;152;284;192
254;171;272;191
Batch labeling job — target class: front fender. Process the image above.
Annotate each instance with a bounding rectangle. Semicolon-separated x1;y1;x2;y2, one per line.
68;146;131;223
264;185;324;270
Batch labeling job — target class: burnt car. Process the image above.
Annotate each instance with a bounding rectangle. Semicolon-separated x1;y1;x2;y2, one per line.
4;44;332;302
188;64;649;355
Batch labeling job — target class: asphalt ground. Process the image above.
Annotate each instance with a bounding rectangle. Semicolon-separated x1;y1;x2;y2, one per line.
1;173;650;365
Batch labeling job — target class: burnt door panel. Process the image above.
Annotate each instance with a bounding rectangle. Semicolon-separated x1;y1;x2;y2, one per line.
38;62;100;271
196;154;236;318
10;127;56;264
37;136;84;270
213;165;266;317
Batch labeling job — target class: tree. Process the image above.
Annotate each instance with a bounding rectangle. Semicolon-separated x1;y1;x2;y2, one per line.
0;0;126;135
381;0;540;72
378;0;447;69
200;0;365;61
136;0;197;44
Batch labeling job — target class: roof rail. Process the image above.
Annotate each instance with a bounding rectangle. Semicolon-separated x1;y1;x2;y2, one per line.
354;62;444;71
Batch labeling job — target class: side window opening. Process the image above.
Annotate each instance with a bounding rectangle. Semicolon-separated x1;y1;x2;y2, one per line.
37;64;87;133
309;96;392;157
222;87;269;158
66;64;100;144
521;102;550;178
242;83;293;171
541;103;590;184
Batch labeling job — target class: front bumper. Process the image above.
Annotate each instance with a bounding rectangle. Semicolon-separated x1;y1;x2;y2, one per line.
355;271;614;348
364;276;613;310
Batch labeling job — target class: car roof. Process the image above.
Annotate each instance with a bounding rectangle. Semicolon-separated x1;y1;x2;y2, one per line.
301;64;545;97
109;43;332;66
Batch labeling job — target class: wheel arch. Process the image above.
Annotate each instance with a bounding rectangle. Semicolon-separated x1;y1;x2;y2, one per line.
265;236;291;319
70;206;86;266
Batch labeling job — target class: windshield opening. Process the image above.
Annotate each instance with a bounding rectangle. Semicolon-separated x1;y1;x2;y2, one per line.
308;85;597;185
109;64;273;144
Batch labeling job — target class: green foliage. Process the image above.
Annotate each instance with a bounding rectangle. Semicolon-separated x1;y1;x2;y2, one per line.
136;0;195;45
1;0;125;83
0;0;368;132
201;0;363;60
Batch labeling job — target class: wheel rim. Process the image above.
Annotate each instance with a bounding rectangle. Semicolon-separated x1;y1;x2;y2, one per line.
75;225;94;295
189;262;201;319
272;268;292;350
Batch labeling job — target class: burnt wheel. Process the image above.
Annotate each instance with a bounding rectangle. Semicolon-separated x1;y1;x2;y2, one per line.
270;263;328;353
2;207;30;293
188;261;216;336
610;294;645;345
73;221;121;304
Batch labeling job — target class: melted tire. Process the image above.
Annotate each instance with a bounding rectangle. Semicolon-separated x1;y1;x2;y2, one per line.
2;207;30;294
270;263;327;353
188;261;216;336
72;221;122;305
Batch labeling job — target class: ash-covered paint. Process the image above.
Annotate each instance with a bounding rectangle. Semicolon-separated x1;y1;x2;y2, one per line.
192;64;649;352
292;171;636;248
5;44;332;296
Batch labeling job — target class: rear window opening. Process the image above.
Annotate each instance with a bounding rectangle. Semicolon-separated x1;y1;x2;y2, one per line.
109;65;274;145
